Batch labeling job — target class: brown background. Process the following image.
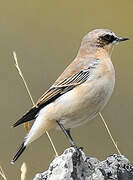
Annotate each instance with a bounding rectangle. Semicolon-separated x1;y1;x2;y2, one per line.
0;0;133;179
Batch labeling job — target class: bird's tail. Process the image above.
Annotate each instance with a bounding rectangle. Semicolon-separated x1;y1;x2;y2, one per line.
11;142;26;164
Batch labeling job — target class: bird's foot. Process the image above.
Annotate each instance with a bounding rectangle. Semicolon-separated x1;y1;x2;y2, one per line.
70;145;83;164
71;145;83;158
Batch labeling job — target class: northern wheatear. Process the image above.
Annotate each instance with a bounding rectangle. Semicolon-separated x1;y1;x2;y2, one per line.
11;29;128;164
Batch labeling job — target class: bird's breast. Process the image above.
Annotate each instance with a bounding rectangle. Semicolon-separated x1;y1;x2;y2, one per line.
54;75;114;129
52;58;115;129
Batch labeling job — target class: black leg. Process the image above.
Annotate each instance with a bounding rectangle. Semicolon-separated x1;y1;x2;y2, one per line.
66;129;74;143
56;121;77;147
66;129;84;150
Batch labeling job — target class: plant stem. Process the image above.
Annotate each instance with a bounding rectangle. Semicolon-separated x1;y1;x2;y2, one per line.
13;51;58;157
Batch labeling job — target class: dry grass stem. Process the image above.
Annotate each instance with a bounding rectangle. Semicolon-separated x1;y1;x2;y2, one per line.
99;112;121;155
13;51;31;131
0;166;7;180
21;162;27;180
13;51;58;157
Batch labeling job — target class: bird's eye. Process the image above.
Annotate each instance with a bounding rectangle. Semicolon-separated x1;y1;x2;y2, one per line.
103;34;112;41
101;34;116;43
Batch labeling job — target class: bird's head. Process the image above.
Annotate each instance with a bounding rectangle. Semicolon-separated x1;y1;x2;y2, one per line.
80;29;129;56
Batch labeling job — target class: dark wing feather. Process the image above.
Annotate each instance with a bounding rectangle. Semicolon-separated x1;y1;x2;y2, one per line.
12;106;38;127
12;86;75;128
12;59;99;127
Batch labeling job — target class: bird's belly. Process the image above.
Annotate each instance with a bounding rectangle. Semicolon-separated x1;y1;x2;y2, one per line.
53;75;115;129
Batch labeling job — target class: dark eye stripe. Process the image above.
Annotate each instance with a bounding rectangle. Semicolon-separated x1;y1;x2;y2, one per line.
101;34;117;43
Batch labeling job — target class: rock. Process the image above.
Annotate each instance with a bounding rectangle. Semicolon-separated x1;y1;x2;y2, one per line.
33;147;133;180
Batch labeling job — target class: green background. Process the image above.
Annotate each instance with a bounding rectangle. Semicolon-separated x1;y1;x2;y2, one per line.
0;0;132;179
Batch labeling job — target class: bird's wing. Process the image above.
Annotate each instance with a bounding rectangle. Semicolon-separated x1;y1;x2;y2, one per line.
36;58;100;106
36;68;91;106
12;58;99;127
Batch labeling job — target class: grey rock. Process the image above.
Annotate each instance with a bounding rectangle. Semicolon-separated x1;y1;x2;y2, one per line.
33;147;133;180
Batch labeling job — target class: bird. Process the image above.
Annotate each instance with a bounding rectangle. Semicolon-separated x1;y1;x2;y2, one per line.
11;29;128;164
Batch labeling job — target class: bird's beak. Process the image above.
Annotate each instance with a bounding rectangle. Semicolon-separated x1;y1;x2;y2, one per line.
117;37;129;42
113;37;129;45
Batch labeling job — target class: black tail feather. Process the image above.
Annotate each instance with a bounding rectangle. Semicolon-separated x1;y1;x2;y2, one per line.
12;106;38;127
11;142;26;164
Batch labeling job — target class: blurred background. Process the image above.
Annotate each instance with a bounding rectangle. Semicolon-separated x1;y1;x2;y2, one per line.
0;0;133;179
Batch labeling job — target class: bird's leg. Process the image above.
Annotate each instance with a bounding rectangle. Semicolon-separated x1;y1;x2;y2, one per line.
66;129;74;144
56;121;83;158
56;121;77;147
66;129;83;150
